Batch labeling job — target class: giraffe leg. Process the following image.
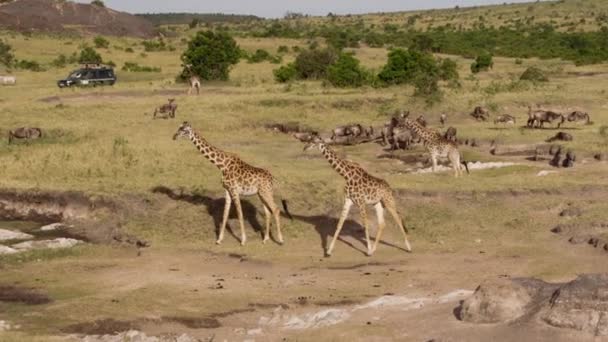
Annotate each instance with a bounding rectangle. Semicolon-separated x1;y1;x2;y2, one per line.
216;190;232;245
259;190;283;244
370;202;385;255
386;202;412;252
262;204;271;244
327;198;353;256
357;204;373;256
232;193;247;246
431;153;438;173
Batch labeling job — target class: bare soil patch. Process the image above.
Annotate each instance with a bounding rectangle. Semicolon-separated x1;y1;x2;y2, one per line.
0;285;52;305
61;319;136;335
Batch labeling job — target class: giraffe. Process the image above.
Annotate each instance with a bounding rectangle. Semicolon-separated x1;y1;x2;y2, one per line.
402;118;468;177
173;122;291;245
304;139;412;256
184;64;201;95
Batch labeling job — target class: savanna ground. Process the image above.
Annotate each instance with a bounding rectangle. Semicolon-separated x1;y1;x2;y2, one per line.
1;15;608;341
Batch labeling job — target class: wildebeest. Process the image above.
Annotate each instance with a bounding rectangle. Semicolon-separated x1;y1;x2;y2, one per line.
8;127;43;144
562;150;575;168
153;98;177;119
415;115;428;127
0;76;16;85
471;106;489;121
566;111;591;125
331;123;364;140
292;132;318;143
527;106;564;128
546;132;573;143
494;114;516;125
443;126;457;142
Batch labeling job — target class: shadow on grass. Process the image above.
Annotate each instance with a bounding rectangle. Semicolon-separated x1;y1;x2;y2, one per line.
151;186;263;242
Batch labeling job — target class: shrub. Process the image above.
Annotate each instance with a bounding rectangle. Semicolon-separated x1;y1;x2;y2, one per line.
91;0;104;7
105;60;116;67
277;45;289;54
93;36;109;49
51;54;68;68
142;39;166;52
16;59;43;71
377;48;439;85
471;52;493;73
438;58;459;81
246;49;271;63
520;66;548;82
293;48;337;79
273;63;297;83
515;58;523;64
189;18;200;29
0;39;14;67
122;62;161;72
78;46;102;64
327;52;367;87
180;30;240;81
125;47;134;53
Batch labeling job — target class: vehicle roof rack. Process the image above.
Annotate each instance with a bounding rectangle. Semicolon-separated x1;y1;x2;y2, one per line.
79;63;112;69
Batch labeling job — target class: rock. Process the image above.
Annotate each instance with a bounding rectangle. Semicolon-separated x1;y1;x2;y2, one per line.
39;223;65;231
537;170;557;177
560;207;582;217
0;245;18;254
12;238;82;251
0;228;34;241
458;279;531;323
78;329;199;342
543;274;608;336
594;153;608;161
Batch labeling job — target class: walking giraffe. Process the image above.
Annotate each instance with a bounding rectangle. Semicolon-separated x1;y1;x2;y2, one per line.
402;117;468;177
184;64;201;95
304;139;412;256
173;122;291;245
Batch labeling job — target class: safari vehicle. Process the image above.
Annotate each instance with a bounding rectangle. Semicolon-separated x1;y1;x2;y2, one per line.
57;64;116;88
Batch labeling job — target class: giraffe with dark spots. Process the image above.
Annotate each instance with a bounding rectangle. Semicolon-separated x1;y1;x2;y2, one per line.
173;122;291;245
304;139;411;256
402;118;468;177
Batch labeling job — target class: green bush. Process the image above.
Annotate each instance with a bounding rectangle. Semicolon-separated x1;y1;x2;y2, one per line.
326;52;367;87
91;0;104;7
277;45;289;54
519;66;548;82
273;63;297;83
15;59;43;71
142;39;166;52
438;58;459;81
377;48;439;85
93;36;109;49
78;46;102;64
125;47;134;53
51;54;68;68
293;48;337;79
122;62;161;72
471;52;493;73
180;30;240;81
246;49;272;63
0;39;14;67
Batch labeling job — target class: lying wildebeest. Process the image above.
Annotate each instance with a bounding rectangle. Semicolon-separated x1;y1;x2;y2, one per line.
153;98;177;119
546;131;573;143
494;114;516;125
471;106;489;121
566;111;591;125
0;75;16;85
443;126;457;142
8;127;43;144
266;122;302;134
550;146;563;167
527;106;564;128
331;123;364;140
292;132;318;143
439;114;447;126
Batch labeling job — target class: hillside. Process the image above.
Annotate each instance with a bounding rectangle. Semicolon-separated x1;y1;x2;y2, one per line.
137;13;262;26
0;0;157;38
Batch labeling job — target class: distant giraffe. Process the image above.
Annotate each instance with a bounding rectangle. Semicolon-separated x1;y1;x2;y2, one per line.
403;118;468;177
304;139;411;256
184;64;201;95
173;122;291;245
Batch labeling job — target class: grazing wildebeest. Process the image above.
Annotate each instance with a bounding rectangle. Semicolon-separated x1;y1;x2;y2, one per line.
443;126;457;142
566;111;591;125
494;114;516;126
389;127;414;150
471;106;489;121
562;150;575;168
527;106;564;128
0;76;16;85
153;98;177;119
8;127;43;144
439;114;447;127
546;132;573;143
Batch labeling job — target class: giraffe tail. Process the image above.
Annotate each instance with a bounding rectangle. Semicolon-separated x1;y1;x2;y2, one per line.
281;199;293;220
461;159;470;174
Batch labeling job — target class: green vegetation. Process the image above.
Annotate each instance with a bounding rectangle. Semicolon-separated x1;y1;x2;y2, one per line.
243;49;281;64
15;59;43;72
142;39;168;52
135;13;261;26
273;63;297;83
293;47;337;80
520;66;548;82
0;39;14;67
180;30;240;81
121;62;161;72
78;46;102;64
90;0;105;7
326;52;368;88
93;36;109;49
471;52;493;73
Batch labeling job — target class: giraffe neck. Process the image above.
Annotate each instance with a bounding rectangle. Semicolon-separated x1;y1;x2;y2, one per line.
188;130;230;171
404;118;435;144
320;144;352;179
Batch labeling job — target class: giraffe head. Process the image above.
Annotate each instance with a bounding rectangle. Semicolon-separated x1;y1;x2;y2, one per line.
173;121;193;140
302;135;325;152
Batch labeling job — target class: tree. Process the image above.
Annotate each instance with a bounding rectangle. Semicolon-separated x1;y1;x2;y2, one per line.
91;0;105;7
78;46;102;64
377;48;439;85
180;30;240;81
0;39;14;67
93;36;109;49
471;52;493;73
327;52;367;87
293;48;337;79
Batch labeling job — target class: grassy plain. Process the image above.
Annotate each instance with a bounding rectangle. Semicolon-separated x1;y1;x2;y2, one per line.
1;5;608;340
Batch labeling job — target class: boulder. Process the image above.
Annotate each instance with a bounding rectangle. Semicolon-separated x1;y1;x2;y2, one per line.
458;279;531;323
